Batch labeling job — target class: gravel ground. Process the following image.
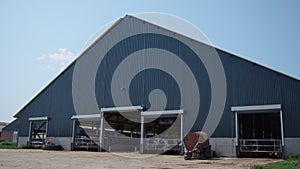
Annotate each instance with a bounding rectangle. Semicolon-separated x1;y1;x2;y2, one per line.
0;149;282;169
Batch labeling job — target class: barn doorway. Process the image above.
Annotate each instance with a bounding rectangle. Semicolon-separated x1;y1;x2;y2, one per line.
71;107;184;154
71;114;101;151
28;117;49;148
141;110;183;154
100;106;143;152
232;105;284;158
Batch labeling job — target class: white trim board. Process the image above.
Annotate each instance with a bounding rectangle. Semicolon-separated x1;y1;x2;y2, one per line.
141;109;183;116
28;117;48;121
71;114;101;120
100;106;143;113
231;104;281;112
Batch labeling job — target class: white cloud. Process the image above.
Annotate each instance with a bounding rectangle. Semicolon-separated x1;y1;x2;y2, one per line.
49;48;74;61
37;48;75;71
37;48;75;62
37;54;47;60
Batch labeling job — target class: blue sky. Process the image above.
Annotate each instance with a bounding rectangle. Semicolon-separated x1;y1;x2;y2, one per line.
0;0;299;122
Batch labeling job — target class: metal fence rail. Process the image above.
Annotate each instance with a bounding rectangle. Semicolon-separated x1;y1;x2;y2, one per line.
103;136;140;152
239;139;281;153
30;138;45;148
144;138;180;152
74;137;99;149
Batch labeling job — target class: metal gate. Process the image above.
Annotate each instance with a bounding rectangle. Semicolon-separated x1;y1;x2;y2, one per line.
232;104;284;158
28;117;48;148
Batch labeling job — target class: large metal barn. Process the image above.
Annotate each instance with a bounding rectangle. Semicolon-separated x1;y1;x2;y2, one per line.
4;14;300;158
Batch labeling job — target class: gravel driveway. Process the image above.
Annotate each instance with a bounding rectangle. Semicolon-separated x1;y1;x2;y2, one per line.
0;149;281;169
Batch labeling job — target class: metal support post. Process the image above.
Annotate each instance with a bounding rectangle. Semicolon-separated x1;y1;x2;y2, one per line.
140;115;144;153
99;112;104;152
180;113;184;155
28;121;32;147
235;112;239;157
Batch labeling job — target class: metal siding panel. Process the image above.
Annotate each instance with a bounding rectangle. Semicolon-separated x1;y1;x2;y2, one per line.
2;119;19;131
47;64;75;137
94;31;211;134
213;49;300;137
16;15;300;140
279;76;300;137
18;64;75;137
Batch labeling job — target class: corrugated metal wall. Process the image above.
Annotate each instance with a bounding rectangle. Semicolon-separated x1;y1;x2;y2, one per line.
214;49;300;137
16;15;300;138
2;119;18;131
18;64;75;137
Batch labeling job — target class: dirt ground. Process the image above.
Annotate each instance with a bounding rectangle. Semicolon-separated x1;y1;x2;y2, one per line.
0;149;282;169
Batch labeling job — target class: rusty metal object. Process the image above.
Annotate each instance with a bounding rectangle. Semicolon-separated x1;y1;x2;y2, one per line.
183;131;211;160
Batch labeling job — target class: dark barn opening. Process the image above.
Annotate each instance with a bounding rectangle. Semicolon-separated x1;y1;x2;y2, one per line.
103;112;141;152
238;112;282;158
72;120;100;151
143;115;181;154
28;117;49;148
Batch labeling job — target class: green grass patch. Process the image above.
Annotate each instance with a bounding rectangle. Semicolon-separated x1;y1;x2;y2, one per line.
251;153;300;169
0;142;17;149
20;144;28;149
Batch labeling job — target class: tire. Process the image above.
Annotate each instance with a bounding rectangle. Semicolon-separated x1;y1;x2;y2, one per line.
184;153;192;160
